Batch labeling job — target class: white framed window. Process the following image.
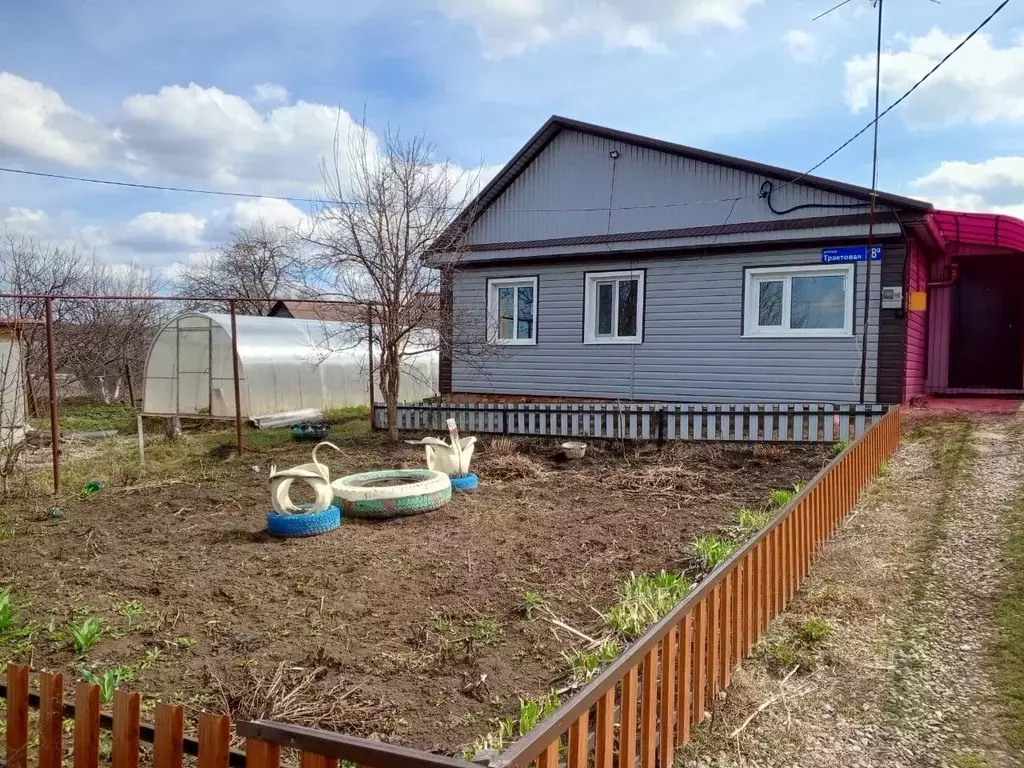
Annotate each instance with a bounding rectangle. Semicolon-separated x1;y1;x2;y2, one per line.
584;270;645;344
486;276;538;345
743;263;855;337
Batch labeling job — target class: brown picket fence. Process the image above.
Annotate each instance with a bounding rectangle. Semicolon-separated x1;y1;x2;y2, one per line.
2;408;900;768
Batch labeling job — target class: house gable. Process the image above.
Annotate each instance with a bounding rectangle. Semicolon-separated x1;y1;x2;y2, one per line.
453;118;929;257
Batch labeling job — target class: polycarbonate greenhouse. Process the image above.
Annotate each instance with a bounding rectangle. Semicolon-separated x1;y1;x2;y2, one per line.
142;313;438;422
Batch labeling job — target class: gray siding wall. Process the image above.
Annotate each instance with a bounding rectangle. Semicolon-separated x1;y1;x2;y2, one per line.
467;130;869;246
452;248;880;403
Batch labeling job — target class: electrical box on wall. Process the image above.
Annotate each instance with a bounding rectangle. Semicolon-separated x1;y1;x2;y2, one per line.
881;286;903;309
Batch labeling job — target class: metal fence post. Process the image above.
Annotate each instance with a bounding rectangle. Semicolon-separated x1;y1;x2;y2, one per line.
44;297;60;496
229;300;244;457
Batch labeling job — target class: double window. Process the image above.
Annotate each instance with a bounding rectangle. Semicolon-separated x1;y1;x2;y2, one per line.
744;264;854;337
486;277;537;345
583;270;645;344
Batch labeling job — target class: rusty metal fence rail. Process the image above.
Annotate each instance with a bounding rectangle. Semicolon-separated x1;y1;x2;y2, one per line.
3;409;900;768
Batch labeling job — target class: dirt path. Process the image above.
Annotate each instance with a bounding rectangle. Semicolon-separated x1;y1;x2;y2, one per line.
684;415;1024;768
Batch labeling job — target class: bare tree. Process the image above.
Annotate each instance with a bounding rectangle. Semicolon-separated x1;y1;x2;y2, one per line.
0;235;168;409
307;120;486;439
175;220;311;315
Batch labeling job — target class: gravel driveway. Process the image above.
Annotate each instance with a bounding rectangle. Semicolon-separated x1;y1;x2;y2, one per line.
683;414;1024;768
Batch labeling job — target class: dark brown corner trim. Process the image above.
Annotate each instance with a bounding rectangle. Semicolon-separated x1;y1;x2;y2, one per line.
462;211;900;253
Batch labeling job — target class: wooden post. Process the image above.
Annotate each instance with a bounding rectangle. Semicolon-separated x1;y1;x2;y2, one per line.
75;682;101;768
5;664;29;768
136;413;145;469
39;672;64;768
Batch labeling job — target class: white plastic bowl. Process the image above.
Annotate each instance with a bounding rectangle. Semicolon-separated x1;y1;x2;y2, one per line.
562;441;587;460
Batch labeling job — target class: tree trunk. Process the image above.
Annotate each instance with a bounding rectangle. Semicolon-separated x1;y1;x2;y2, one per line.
163;416;182;440
382;343;401;441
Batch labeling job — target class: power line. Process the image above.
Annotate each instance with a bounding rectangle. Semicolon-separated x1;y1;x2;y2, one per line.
775;0;1009;195
813;0;858;22
0;1;1010;217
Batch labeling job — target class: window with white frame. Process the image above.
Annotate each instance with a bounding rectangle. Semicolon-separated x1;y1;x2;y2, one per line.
743;264;854;337
583;270;645;344
487;277;537;345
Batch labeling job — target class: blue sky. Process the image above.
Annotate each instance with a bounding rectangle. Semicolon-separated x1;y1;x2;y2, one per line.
1;0;1022;271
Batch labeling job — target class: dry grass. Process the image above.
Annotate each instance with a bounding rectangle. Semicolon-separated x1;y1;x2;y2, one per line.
482;453;550;481
209;662;390;744
485;436;526;457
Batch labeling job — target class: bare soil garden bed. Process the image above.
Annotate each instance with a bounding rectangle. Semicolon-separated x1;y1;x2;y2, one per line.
0;425;828;755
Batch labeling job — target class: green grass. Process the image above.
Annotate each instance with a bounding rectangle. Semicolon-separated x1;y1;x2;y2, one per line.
829;439;852;459
949;755;988;768
563;639;622;683
736;508;771;538
605;571;693;639
519;591;545;619
994;489;1024;749
801;618;833;643
769;483;805;508
690;535;736;571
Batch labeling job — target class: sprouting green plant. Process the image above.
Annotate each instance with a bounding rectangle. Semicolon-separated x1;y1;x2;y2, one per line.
115;601;143;629
172;636;197;649
0;586;15;632
67;617;104;654
519;591;545;619
79;666;133;704
518;689;561;735
879;460;892;478
472;619;500;643
563;639;622;683
736;508;771;537
141;647;163;670
463;716;517;760
430;616;454;634
801;618;833;643
691;535;736;572
604;571;693;639
769;483;805;507
829;439;851;459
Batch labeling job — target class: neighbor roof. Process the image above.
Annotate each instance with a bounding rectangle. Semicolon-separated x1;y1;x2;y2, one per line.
433;115;932;252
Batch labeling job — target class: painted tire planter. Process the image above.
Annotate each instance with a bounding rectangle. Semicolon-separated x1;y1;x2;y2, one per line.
332;469;451;519
450;473;479;492
266;505;341;537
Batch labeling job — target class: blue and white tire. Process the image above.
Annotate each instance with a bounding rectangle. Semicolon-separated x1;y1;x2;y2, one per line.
450;473;479;492
267;506;341;537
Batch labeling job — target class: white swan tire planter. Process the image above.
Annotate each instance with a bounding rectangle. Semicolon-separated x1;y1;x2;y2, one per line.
331;469;452;519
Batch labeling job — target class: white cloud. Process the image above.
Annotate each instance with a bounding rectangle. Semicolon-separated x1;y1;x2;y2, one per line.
438;0;761;58
783;29;818;63
0;72;370;196
844;30;1024;126
0;73;112;168
117;211;207;253
252;83;289;104
912;157;1024;221
2;207;49;237
912;157;1024;192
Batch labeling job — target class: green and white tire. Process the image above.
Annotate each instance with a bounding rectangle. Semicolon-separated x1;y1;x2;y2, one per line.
331;469;452;519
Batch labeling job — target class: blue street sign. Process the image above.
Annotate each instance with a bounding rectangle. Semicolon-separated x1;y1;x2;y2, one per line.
821;245;883;264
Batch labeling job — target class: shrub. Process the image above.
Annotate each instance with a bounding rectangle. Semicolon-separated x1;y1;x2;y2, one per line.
605;571;692;639
691;535;736;572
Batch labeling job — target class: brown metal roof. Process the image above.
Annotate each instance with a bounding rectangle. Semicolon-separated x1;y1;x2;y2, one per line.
430;115;932;255
267;300;371;322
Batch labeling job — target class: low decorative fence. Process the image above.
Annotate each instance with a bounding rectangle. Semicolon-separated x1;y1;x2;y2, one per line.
3;409;900;768
374;402;890;443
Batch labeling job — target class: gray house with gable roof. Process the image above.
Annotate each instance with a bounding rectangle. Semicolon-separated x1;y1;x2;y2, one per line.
427;116;934;405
